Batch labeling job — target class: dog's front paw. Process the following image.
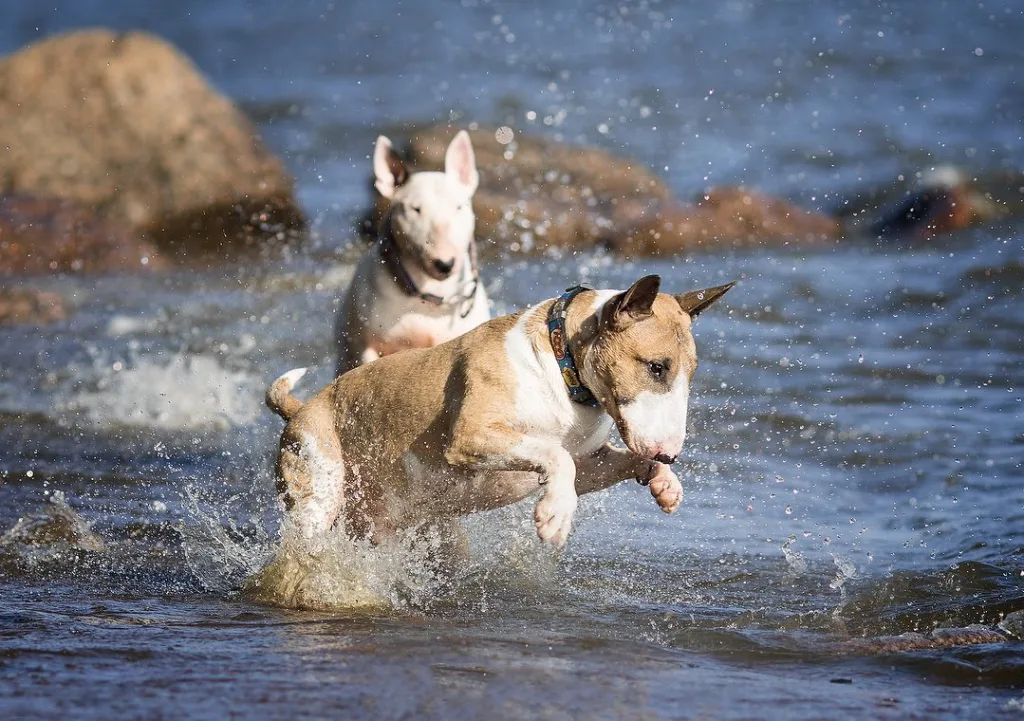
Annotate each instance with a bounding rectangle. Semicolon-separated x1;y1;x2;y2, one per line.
647;463;683;513
534;489;578;547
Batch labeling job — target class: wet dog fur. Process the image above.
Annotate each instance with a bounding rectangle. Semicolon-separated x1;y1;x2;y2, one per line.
271;275;734;547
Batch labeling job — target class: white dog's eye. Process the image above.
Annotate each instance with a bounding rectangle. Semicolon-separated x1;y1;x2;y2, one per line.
410;205;422;214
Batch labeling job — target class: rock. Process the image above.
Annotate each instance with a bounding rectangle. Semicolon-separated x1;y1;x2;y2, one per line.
999;610;1024;640
0;491;106;558
867;166;1003;239
362;125;673;253
0;29;304;257
928;624;1009;646
364;126;1013;255
411;126;673;204
607;188;841;254
0;287;68;325
0;195;164;275
837;624;1013;655
362;125;839;255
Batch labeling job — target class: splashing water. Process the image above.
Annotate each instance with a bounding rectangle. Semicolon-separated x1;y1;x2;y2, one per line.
0;491;106;569
62;354;261;431
829;554;859;601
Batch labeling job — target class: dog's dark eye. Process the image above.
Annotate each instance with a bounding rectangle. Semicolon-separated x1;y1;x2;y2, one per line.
646;360;669;380
410;205;422;214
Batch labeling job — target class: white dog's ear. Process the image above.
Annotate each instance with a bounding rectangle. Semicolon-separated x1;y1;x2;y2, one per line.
605;275;661;331
444;130;479;195
676;281;736;319
374;136;409;200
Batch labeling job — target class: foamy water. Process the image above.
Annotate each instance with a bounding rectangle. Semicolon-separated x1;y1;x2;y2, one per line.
63;354;262;431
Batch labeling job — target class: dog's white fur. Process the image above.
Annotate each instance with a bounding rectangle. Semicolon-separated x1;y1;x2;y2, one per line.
334;131;490;375
271;275;734;547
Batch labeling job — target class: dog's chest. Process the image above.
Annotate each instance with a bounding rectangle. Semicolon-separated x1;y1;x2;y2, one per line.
378;307;463;346
505;314;613;456
561;408;614;456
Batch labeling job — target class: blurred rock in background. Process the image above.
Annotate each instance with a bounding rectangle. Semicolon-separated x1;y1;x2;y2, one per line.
0;29;306;273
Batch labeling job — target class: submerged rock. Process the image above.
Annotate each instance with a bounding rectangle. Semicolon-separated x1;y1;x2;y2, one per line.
840;624;1014;654
0;287;68;325
0;195;163;275
0;29;305;260
999;610;1024;640
866;166;1005;238
0;491;106;569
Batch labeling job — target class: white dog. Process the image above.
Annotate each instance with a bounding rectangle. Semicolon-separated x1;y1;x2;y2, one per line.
334;131;490;375
270;275;734;546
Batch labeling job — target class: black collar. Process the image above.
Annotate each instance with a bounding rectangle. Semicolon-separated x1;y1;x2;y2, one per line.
546;284;600;407
377;217;480;318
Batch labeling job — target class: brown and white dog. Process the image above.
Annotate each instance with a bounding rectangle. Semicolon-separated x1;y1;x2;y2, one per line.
334;131;490;376
270;275;734;547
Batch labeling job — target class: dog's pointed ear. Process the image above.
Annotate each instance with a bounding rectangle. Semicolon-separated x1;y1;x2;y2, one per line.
374;135;408;200
604;275;661;331
676;281;737;319
444;130;479;195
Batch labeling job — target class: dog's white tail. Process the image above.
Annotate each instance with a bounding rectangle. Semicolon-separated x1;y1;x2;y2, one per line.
266;368;307;420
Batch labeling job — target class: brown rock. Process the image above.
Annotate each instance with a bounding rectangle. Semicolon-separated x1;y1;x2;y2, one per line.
867;167;1005;239
363;125;671;252
0;287;68;325
608;188;841;254
0;29;305;256
363;125;839;256
409;125;671;206
0;195;164;275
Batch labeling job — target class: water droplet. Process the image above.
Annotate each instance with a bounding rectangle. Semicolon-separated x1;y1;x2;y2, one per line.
494;126;514;145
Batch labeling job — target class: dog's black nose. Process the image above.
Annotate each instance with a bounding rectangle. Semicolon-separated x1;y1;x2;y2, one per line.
654;453;677;465
432;258;456;276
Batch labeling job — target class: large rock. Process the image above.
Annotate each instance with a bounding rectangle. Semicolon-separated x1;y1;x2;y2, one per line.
0;29;304;257
362;125;840;255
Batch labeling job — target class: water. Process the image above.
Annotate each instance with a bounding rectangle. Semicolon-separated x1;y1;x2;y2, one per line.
2;1;1023;718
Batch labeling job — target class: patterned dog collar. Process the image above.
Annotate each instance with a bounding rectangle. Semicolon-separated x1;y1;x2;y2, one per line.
547;284;600;407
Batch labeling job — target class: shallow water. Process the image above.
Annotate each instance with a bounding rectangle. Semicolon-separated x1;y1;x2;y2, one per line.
2;1;1023;719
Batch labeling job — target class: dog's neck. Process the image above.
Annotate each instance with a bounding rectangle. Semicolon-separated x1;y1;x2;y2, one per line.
564;289;617;390
532;288;616;404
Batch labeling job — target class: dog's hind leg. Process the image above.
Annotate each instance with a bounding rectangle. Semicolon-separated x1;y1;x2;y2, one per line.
276;428;346;540
574;443;683;513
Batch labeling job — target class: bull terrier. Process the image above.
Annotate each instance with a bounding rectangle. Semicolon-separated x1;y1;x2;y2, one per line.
270;275;734;546
334;131;490;376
